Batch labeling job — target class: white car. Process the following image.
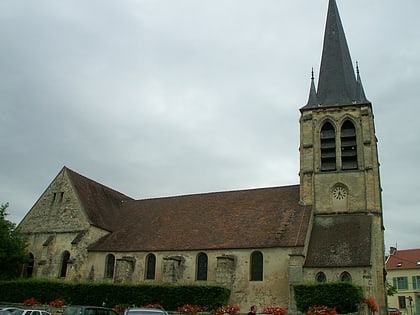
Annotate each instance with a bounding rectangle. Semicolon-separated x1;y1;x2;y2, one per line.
12;309;51;315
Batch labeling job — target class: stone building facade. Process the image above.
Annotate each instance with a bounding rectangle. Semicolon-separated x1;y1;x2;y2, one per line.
17;0;387;313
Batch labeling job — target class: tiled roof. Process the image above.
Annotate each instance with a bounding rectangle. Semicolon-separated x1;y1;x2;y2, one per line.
88;185;312;252
65;167;134;231
386;249;420;270
304;214;372;267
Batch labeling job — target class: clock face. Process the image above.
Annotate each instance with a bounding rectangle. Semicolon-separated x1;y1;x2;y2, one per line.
333;186;347;200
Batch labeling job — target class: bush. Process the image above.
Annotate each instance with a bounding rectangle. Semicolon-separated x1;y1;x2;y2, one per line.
0;279;230;311
293;282;364;314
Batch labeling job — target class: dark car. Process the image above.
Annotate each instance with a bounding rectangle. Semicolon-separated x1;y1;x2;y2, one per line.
63;306;118;315
388;308;401;315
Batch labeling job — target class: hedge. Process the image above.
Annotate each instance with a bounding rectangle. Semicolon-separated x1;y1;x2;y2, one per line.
0;279;230;311
293;282;364;314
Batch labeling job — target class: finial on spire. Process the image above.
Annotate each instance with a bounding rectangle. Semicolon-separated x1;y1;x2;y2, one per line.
311;67;314;80
356;61;359;74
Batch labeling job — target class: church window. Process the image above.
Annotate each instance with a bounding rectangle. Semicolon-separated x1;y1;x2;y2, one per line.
250;251;263;281
26;253;34;277
340;271;352;282
104;254;115;279
341;120;358;170
59;251;71;278
145;253;156;280
320;122;336;171
196;252;208;281
316;271;326;282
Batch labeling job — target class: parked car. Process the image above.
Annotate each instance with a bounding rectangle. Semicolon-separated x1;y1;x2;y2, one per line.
1;308;23;314
62;306;118;315
0;310;12;315
123;308;168;315
11;309;51;315
388;308;401;315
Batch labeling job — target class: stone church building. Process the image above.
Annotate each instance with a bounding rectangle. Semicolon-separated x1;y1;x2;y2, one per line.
17;0;387;313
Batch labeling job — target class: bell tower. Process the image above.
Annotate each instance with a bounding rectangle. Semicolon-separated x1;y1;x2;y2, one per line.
299;0;381;215
299;0;386;313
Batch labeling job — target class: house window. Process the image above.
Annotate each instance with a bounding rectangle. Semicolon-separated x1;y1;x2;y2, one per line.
412;276;420;289
320;122;336;171
340;271;352;282
341;120;358;170
104;254;115;279
196;253;208;281
250;251;263;281
394;276;408;290
145;253;156;280
398;296;406;309
316;271;326;282
59;251;70;278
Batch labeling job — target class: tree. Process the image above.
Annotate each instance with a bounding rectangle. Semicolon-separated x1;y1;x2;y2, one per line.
0;202;28;279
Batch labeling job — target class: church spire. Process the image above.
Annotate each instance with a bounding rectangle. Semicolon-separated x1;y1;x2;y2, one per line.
304;68;319;109
356;61;369;103
312;0;369;107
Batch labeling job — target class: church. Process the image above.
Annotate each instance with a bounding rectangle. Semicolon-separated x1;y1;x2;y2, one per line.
17;0;387;313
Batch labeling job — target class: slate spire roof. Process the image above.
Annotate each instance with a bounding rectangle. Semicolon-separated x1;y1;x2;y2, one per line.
301;0;369;110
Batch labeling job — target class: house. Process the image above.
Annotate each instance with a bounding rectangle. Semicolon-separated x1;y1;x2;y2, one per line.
17;0;387;313
386;247;420;315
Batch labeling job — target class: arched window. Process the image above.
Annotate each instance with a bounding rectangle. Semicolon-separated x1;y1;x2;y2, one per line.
341;120;358;170
316;271;326;282
250;251;263;281
145;253;156;280
26;253;34;277
320;122;336;171
59;251;70;278
340;271;352;282
104;254;115;279
196;253;208;281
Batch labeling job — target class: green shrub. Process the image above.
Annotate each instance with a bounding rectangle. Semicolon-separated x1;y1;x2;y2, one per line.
293;282;364;314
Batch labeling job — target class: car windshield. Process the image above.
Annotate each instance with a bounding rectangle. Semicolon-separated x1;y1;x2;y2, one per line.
12;310;23;315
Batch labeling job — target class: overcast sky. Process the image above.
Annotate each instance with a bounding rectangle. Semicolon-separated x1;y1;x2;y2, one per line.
1;0;419;252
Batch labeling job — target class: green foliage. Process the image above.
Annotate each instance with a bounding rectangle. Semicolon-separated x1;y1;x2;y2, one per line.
0;279;230;311
294;282;364;314
386;281;397;296
0;202;28;280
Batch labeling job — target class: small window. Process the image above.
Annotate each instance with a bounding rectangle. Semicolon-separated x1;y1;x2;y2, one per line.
341;120;358;170
320;122;336;171
26;252;34;277
145;253;156;280
250;251;263;281
59;251;71;278
316;271;326;282
196;253;208;281
340;271;352;282
398;296;406;309
104;254;115;279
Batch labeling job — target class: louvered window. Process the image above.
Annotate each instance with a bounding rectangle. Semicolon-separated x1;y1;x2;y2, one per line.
341;120;358;170
320;122;336;171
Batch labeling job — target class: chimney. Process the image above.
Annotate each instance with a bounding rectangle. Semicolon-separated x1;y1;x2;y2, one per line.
389;247;397;255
